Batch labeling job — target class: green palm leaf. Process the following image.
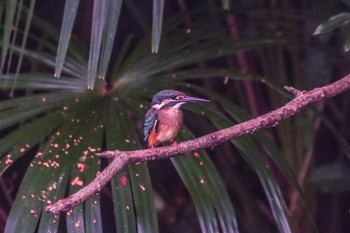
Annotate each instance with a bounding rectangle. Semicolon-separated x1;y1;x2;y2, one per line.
191;97;293;233
173;133;239;232
115;105;158;233
54;0;80;78
105;106;138;233
152;0;165;53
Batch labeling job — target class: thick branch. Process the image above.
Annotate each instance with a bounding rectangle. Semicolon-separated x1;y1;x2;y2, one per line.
45;74;350;213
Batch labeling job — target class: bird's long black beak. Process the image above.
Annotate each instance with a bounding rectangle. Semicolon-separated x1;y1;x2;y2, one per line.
179;96;210;103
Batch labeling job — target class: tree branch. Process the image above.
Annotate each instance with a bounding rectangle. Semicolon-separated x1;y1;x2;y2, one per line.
45;74;350;213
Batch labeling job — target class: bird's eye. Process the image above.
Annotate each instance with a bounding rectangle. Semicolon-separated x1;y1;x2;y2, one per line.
173;95;184;100
171;95;177;99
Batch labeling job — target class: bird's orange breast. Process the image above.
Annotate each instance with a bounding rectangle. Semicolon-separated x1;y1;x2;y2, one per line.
147;108;183;148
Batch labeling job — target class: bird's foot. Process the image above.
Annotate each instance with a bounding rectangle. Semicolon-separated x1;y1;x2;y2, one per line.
149;145;160;157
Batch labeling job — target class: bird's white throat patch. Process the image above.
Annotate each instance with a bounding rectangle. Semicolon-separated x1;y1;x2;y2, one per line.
152;102;185;110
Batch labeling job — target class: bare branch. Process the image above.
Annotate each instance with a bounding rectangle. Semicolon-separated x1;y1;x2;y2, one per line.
284;86;303;96
45;74;350;213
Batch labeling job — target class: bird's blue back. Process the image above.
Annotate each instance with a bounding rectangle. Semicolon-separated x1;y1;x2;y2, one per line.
143;108;158;141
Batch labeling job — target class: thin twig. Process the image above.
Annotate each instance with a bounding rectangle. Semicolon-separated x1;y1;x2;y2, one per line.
45;74;350;213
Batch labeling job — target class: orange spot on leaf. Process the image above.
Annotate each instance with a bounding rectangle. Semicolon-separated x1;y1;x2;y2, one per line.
119;175;128;186
5;158;13;165
139;184;146;191
75;220;80;228
71;176;84;186
77;163;85;172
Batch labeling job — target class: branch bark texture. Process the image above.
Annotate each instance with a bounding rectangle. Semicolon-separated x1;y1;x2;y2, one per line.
45;74;350;213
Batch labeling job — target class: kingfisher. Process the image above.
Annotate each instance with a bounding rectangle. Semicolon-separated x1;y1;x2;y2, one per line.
143;90;209;148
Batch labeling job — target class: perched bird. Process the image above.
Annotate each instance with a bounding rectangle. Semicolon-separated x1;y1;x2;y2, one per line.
143;90;209;148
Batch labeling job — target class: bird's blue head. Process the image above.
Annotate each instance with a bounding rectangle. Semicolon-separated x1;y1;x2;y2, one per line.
151;89;209;109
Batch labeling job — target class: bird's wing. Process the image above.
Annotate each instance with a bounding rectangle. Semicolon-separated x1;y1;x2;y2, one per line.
144;108;158;141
